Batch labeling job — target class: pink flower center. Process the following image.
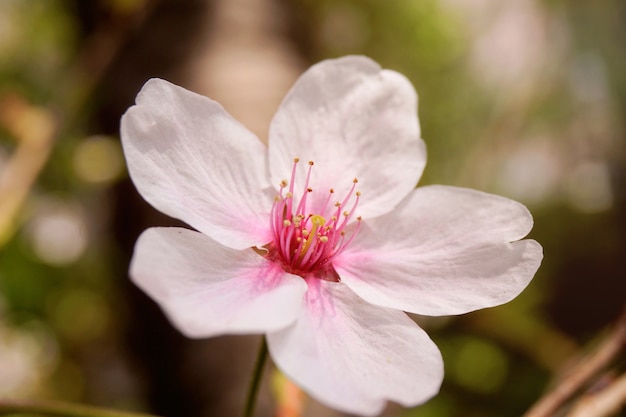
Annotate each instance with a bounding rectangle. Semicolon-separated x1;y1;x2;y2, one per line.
265;158;362;280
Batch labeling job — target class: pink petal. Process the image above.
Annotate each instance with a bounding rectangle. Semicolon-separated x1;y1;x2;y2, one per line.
130;227;307;337
335;185;543;316
121;79;273;250
268;56;425;219
267;279;443;416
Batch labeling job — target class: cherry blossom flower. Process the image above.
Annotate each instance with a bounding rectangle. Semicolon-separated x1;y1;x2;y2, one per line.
120;56;543;416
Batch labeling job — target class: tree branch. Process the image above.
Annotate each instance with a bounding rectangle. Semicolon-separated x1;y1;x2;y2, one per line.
521;309;626;417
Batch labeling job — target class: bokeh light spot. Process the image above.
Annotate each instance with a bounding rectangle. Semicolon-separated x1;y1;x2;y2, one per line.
452;338;509;394
73;135;125;185
565;161;613;213
27;198;88;266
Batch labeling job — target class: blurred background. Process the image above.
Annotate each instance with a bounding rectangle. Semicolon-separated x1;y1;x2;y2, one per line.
0;0;624;416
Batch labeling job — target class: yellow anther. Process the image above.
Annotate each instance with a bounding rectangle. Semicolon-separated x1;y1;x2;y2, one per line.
353;178;358;183
356;191;361;197
319;236;329;243
308;160;314;166
283;219;291;227
280;180;288;187
294;157;300;163
343;211;349;217
286;192;293;198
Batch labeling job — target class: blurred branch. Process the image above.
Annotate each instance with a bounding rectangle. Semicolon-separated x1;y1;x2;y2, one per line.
0;399;161;417
0;97;56;247
565;372;626;417
522;309;626;417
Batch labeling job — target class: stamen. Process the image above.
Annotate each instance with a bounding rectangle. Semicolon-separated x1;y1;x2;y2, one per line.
295;161;315;216
267;158;362;276
298;216;327;267
339;178;358;210
335;216;362;255
299;215;325;259
320;188;335;215
337;190;361;230
287;159;299;214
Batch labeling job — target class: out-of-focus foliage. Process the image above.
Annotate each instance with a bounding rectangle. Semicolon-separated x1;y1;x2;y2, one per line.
0;0;77;97
0;0;624;416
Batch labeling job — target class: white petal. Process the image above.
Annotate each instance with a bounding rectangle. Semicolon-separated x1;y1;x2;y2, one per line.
130;227;307;337
336;185;543;316
267;280;443;416
121;78;273;250
268;56;425;219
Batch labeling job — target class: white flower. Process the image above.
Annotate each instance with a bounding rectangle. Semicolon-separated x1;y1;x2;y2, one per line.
120;56;543;416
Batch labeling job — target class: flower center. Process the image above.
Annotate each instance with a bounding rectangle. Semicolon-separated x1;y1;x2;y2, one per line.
265;158;361;279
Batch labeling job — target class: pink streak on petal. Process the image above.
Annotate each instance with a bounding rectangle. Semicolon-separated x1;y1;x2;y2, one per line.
131;227;307;338
267;280;444;416
336;185;543;316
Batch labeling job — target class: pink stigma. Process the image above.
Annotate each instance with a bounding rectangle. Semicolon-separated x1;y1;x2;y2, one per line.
267;158;362;279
